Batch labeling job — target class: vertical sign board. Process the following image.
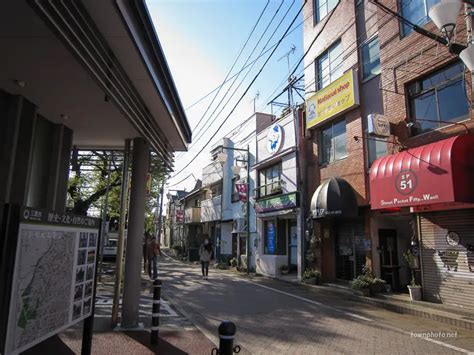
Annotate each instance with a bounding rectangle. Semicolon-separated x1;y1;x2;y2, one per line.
266;221;276;254
3;207;100;355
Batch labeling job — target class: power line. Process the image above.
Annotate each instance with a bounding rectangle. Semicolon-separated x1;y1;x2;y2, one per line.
171;1;307;179
186;1;271;135
182;9;314;113
189;0;289;146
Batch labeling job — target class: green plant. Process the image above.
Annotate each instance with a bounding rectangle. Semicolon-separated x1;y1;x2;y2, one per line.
303;269;321;280
350;275;373;290
280;265;289;271
404;249;420;287
229;257;238;267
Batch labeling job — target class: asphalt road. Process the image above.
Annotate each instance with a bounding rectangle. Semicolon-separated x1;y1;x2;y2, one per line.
158;255;474;355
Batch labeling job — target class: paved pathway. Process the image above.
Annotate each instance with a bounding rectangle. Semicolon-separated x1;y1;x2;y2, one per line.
159;255;474;355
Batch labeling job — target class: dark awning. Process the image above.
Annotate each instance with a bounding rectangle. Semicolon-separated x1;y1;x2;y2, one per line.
370;135;474;210
310;177;358;218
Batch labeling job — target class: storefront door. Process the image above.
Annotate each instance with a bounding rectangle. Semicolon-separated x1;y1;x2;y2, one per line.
289;220;297;271
335;222;366;280
379;229;400;291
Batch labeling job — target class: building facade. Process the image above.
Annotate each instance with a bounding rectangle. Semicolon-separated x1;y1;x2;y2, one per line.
254;110;303;278
304;0;474;309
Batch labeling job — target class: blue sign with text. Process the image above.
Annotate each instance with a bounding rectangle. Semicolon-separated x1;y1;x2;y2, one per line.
266;221;276;254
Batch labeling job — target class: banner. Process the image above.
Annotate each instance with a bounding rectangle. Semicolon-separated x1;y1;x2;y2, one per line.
235;183;248;202
175;209;184;223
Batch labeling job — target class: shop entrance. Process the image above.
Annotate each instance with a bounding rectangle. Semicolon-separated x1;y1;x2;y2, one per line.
379;229;400;291
289;220;297;272
335;222;366;280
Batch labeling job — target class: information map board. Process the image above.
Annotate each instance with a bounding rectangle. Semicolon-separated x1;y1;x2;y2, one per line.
2;207;100;355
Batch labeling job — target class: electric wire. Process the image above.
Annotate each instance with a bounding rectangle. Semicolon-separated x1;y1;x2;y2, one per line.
169;1;307;179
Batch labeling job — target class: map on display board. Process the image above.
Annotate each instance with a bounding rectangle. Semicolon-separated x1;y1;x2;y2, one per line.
4;207;100;355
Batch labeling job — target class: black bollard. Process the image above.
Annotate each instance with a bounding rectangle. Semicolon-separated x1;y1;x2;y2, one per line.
151;279;162;345
218;321;236;355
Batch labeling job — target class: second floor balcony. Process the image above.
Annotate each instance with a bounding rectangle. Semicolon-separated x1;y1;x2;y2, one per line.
200;195;222;222
254;180;284;200
185;207;201;224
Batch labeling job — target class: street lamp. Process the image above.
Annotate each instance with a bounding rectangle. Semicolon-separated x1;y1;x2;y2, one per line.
217;145;251;275
428;0;474;70
428;0;462;44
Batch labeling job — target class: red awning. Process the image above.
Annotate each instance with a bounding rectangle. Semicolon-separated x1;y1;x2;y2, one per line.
370;135;474;210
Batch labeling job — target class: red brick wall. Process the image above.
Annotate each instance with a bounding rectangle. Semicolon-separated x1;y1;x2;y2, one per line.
303;0;368;206
377;0;473;148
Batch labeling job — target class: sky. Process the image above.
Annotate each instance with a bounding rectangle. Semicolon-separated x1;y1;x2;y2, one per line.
146;0;305;200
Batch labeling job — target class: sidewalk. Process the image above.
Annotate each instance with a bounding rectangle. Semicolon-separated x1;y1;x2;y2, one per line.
24;261;215;355
166;250;474;331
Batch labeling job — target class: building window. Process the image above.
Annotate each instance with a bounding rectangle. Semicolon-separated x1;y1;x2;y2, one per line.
320;119;347;164
407;62;469;134
368;136;387;167
258;163;282;198
316;40;343;91
400;0;440;36
361;36;380;81
263;219;287;255
315;0;338;23
210;183;222;198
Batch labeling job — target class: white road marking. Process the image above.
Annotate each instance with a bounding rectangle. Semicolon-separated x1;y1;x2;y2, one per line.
162;254;474;354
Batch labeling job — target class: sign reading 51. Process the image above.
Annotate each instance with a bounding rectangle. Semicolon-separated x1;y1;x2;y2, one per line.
395;170;417;195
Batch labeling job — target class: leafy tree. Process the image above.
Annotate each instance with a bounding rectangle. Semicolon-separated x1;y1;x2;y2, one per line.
67;147;166;230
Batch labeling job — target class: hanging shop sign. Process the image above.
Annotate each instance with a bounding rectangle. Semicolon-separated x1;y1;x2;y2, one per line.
306;69;359;129
175;209;184;223
367;113;390;137
235;183;248;202
255;192;299;214
266;124;283;155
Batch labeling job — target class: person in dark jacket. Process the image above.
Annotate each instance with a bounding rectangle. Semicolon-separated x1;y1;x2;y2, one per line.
199;238;213;280
147;234;162;280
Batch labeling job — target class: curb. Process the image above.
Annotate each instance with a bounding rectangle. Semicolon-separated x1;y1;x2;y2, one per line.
161;251;474;330
271;275;474;331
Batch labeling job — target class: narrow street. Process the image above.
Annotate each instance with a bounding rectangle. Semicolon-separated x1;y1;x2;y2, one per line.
159;255;474;355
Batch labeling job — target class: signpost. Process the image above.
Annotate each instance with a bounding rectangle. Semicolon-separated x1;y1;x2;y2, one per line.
0;205;101;355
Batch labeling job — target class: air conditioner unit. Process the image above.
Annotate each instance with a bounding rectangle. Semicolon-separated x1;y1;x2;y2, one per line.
232;218;246;233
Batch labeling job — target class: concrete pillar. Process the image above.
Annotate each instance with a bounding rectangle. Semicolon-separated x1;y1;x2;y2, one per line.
121;137;149;328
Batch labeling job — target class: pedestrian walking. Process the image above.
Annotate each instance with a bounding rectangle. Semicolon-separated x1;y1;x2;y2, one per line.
199;238;213;280
147;233;162;280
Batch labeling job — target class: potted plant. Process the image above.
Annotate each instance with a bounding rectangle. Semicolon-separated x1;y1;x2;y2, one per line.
370;278;387;294
303;269;321;285
229;257;238;268
350;275;372;296
407;277;422;301
404;249;422;301
280;265;289;275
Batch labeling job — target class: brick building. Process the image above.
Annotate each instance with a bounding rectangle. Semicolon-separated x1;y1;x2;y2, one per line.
303;0;383;283
304;0;474;309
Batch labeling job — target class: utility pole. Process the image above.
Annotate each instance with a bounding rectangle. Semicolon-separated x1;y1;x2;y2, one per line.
156;180;165;243
246;145;250;275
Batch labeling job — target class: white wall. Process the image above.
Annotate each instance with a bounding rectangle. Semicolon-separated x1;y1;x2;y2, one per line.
220;222;233;255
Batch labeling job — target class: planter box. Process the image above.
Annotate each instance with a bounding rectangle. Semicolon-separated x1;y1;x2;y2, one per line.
408;286;422;301
354;288;371;297
303;277;318;285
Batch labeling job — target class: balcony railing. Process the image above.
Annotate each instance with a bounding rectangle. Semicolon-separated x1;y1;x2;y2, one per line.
254;180;284;199
185;207;201;224
200;195;222;222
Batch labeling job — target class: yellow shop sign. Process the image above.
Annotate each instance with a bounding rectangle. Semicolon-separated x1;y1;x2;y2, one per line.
306;69;359;129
